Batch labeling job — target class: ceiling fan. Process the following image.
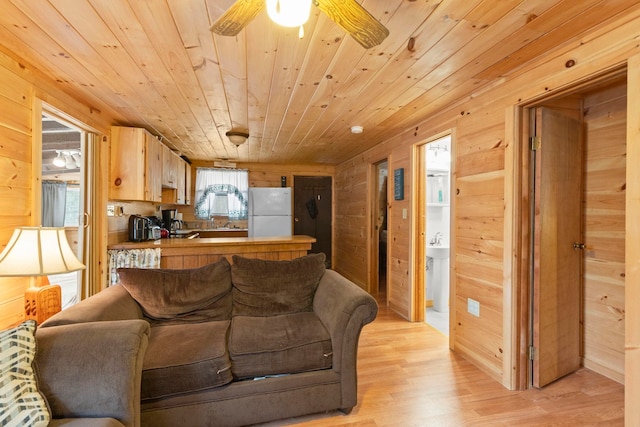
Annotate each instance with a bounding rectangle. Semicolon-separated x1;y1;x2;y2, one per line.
210;0;389;49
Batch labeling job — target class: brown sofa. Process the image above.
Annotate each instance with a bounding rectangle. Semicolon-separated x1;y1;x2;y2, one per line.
39;253;378;427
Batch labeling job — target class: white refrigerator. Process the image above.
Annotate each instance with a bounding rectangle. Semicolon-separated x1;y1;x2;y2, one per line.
248;187;292;237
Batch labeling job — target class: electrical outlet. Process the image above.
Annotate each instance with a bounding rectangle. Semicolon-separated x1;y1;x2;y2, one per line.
107;205;124;217
467;298;480;317
402;208;407;219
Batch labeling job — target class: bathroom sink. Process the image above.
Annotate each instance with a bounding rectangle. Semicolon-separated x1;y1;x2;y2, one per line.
427;246;449;259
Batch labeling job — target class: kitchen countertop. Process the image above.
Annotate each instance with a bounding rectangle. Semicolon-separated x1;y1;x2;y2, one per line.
108;235;315;250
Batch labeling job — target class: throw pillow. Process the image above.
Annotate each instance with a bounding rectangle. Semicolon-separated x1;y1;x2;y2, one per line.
0;320;50;427
231;253;326;316
118;257;232;321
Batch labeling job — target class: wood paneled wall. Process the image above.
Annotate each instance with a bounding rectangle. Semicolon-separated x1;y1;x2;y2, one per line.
582;81;627;383
0;55;33;328
334;11;640;390
335;157;370;289
0;48;112;328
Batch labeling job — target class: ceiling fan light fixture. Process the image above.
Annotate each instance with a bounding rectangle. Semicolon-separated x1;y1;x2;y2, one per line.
226;130;249;147
266;0;312;28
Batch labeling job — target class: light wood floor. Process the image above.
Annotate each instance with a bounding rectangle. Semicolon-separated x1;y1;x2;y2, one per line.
259;294;624;426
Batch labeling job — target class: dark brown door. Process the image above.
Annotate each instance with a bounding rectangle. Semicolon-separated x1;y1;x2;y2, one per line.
294;176;332;268
532;106;583;387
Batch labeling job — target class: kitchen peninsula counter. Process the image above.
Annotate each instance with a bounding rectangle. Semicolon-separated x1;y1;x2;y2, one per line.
108;235;316;269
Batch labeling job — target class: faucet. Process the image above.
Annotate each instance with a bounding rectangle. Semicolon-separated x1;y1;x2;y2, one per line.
429;232;443;246
220;221;232;228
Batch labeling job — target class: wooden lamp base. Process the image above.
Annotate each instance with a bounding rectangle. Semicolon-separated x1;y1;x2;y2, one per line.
25;276;62;325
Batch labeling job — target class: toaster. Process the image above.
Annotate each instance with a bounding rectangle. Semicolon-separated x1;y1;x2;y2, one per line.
128;215;150;242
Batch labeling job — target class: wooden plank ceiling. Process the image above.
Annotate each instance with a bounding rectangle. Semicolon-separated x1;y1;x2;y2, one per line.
0;0;635;164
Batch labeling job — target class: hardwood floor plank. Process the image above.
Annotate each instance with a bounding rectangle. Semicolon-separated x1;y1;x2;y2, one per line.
257;296;623;426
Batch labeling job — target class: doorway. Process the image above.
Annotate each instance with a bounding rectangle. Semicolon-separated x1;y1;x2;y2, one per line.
41;113;84;308
424;136;452;335
519;75;627;388
374;160;388;296
38;101;104;304
414;132;454;330
293;176;332;268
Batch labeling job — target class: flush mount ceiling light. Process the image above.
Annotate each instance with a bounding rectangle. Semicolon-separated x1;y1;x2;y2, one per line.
226;130;249;147
351;125;363;134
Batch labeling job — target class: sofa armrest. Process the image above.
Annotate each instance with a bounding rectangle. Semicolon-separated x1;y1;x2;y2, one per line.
40;285;143;328
35;320;150;427
313;270;377;409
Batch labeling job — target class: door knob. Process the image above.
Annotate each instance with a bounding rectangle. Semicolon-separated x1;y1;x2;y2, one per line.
573;242;585;250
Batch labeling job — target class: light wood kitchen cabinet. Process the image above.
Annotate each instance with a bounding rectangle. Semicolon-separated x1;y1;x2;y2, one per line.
162;150;191;205
110;126;162;202
185;163;192;205
162;144;179;189
176;160;186;204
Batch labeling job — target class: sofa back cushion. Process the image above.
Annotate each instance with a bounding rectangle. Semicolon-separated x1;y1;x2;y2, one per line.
231;253;325;317
118;258;232;322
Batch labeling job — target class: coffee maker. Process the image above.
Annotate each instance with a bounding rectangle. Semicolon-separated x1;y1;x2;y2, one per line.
161;209;182;235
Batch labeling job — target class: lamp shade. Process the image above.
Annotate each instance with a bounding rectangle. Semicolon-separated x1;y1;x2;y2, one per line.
0;227;85;276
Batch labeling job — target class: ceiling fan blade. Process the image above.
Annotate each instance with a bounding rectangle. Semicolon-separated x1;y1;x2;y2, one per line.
315;0;389;49
210;0;265;36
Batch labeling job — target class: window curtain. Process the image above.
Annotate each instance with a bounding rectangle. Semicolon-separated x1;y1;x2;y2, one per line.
194;168;248;219
107;248;161;286
41;180;67;226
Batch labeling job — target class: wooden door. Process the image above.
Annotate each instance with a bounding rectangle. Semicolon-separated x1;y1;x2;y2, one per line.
532;106;583;387
293;176;332;267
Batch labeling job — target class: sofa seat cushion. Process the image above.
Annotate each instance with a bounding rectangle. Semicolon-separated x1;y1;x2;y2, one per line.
229;312;332;379
142;321;232;400
231;253;326;317
118;258;232;323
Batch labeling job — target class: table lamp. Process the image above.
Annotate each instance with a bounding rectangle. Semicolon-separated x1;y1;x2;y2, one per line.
0;227;86;324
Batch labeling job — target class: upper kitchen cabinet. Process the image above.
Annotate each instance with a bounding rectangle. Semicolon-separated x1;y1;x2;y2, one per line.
161;146;191;205
162;144;179;189
110;126;162;202
176;161;187;204
184;163;192;205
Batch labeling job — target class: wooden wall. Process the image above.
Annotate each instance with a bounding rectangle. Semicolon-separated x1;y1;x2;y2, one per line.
582;81;627;383
334;11;640;390
0;54;34;328
0;48;112;328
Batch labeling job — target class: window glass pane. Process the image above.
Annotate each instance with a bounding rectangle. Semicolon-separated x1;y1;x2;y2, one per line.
194;168;248;220
64;186;80;227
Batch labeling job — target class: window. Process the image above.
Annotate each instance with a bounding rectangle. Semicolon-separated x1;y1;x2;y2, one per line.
194;168;249;220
